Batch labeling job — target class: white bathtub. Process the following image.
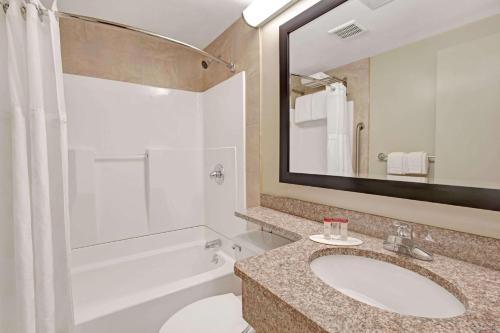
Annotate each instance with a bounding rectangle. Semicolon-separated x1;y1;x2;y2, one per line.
72;226;241;333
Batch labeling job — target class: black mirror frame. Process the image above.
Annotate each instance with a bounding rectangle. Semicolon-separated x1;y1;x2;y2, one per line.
279;0;500;211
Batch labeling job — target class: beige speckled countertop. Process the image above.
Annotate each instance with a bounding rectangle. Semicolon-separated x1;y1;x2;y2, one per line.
234;207;500;333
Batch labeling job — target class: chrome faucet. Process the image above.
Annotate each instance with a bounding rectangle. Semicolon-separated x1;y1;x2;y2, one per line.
383;222;433;261
205;239;222;249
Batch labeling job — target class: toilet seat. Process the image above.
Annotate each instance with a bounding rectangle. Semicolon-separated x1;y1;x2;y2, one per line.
159;293;250;333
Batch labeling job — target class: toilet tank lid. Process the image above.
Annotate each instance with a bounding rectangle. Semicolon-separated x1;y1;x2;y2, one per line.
159;293;249;333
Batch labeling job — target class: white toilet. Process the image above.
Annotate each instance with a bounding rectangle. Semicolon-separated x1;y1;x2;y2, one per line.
159;293;254;333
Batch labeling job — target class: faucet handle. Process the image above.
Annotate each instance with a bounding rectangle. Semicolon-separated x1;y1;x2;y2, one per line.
393;222;413;239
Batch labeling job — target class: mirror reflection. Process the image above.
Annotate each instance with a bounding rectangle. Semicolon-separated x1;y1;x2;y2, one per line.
289;0;500;189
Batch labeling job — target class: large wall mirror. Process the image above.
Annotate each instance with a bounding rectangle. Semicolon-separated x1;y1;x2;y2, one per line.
279;0;500;211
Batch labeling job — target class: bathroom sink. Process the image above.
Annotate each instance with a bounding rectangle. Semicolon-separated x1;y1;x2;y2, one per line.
310;255;465;318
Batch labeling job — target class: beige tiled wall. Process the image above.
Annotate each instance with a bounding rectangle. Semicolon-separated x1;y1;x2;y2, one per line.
60;17;206;91
202;19;261;207
59;16;261;207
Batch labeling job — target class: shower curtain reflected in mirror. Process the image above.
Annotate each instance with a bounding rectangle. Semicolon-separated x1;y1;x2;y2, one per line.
0;1;74;332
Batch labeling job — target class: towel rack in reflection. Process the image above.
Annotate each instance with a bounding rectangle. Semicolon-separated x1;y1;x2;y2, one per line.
292;88;305;95
377;153;436;162
94;153;148;161
291;73;347;88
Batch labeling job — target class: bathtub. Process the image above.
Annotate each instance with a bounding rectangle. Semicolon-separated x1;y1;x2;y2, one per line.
72;226;241;333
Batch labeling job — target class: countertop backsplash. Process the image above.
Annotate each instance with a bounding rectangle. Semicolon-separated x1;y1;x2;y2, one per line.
260;194;500;270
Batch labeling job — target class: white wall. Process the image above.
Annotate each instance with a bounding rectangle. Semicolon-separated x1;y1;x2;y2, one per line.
435;32;500;189
369;43;437;177
368;14;500;179
64;72;246;247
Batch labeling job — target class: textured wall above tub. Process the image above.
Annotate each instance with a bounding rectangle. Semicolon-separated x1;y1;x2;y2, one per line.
59;18;206;92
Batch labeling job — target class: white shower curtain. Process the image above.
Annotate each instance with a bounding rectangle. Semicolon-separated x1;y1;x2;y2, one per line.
0;1;74;332
326;82;353;177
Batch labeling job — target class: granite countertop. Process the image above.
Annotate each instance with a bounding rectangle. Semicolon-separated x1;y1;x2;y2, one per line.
234;207;500;333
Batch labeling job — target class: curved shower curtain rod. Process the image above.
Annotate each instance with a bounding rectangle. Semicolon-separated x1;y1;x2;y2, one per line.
0;1;236;72
57;12;236;72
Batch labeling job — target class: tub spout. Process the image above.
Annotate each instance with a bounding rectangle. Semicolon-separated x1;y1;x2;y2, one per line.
205;239;221;249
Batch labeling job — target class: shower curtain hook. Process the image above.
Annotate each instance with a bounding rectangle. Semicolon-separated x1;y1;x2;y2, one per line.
36;4;45;22
19;1;46;21
1;1;9;14
20;4;26;19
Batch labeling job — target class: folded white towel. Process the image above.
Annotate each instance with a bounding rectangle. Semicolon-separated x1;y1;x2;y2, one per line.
406;151;429;175
387;175;428;183
311;90;327;120
294;94;312;123
387;152;406;175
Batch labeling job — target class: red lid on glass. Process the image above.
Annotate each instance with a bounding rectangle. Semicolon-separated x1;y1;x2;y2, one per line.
323;217;348;223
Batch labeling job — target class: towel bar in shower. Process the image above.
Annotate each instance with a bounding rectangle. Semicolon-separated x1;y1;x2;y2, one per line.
377;153;436;162
94;153;148;161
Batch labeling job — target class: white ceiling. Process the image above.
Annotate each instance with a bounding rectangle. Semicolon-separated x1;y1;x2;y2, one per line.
56;0;254;49
290;0;500;75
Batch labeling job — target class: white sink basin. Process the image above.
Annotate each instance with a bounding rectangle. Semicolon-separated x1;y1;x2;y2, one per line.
310;255;465;318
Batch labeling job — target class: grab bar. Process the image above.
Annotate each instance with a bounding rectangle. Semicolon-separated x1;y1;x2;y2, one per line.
354;122;365;176
94;153;147;161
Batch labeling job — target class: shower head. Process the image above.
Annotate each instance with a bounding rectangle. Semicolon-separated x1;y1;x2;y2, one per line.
201;59;212;69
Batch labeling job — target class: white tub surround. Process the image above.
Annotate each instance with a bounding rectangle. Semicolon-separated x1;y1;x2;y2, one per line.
64;70;249;333
65;72;246;246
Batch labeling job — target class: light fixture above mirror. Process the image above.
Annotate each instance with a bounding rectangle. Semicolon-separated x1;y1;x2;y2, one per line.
243;0;298;27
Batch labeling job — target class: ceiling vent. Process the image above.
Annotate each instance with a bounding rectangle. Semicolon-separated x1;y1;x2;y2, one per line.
328;20;366;39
